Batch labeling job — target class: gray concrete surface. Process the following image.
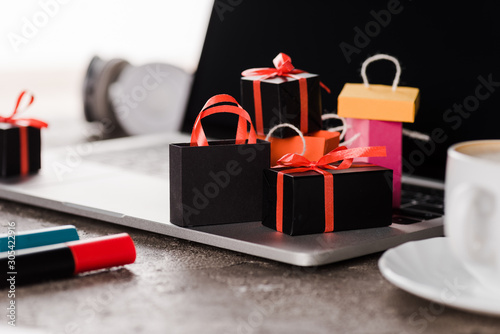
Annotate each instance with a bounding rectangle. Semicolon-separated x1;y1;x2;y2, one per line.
2;199;500;334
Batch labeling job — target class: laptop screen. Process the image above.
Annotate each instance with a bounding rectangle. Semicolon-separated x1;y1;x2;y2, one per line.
182;0;500;181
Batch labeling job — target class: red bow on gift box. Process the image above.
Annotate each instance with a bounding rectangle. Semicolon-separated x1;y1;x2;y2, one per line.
241;53;330;92
0;91;48;129
241;53;330;135
1;91;48;176
273;146;387;233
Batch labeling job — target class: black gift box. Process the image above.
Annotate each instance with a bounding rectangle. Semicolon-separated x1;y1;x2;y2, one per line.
170;139;270;227
240;73;322;138
262;164;393;236
0;124;41;177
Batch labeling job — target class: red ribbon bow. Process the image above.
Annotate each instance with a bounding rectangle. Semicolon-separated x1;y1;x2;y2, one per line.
241;53;330;92
241;53;330;135
273;146;387;233
0;91;48;129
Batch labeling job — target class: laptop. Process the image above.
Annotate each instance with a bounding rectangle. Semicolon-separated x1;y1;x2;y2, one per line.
0;1;498;266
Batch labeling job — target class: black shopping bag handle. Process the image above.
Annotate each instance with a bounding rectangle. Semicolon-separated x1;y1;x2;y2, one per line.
190;94;257;147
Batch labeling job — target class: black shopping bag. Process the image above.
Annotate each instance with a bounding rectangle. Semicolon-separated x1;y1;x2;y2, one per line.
169;94;270;227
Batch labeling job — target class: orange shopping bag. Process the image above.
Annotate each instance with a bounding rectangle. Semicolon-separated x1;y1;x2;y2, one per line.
258;124;340;165
337;54;419;123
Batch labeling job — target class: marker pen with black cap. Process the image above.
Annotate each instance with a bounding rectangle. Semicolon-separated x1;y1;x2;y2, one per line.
1;233;136;287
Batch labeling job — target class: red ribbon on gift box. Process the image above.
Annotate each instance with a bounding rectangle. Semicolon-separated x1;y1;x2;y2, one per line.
241;53;330;136
273;146;387;233
0;91;48;175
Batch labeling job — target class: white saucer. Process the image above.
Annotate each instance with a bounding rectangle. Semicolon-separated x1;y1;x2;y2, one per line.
379;237;500;316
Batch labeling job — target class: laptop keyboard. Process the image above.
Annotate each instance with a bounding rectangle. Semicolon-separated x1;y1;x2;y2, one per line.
86;145;444;224
394;184;444;224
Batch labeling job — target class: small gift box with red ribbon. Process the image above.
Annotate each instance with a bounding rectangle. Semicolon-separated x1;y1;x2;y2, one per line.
169;94;270;227
0;92;48;177
262;146;393;236
241;53;329;139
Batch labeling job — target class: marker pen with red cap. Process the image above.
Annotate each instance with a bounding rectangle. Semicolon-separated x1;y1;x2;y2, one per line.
1;233;136;287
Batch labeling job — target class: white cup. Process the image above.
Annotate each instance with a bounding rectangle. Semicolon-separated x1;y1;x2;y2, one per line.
445;140;500;292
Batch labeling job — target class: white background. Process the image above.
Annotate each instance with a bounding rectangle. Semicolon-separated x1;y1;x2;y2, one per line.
0;0;212;126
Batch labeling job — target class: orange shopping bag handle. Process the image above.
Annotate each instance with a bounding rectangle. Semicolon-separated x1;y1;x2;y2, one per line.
360;54;401;91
